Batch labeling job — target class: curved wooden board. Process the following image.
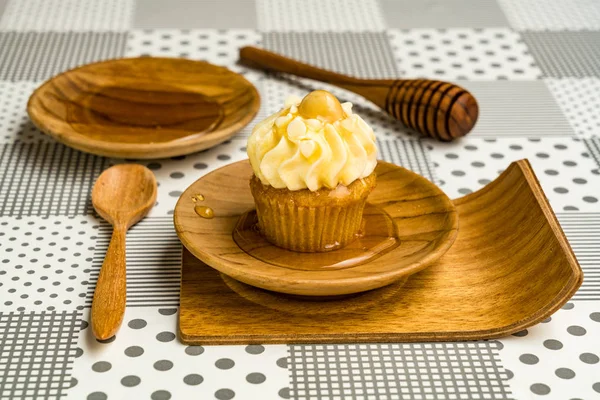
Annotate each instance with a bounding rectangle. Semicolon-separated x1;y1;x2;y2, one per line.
178;159;583;344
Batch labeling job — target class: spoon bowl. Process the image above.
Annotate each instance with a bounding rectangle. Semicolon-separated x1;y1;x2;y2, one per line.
91;164;157;340
92;164;158;226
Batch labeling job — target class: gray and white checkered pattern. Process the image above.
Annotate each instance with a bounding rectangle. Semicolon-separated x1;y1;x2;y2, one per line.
0;0;599;399
289;343;512;400
0;311;80;400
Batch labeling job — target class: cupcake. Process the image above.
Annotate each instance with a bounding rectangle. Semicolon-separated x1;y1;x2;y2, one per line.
247;90;377;252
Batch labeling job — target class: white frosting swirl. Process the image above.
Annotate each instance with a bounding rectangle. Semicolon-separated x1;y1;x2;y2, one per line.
247;93;377;191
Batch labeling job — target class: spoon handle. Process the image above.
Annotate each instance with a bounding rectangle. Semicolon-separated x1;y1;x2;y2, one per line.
91;226;127;340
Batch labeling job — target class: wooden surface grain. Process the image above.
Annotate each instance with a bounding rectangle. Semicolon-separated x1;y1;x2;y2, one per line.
91;164;157;340
27;57;260;159
178;159;582;345
174;160;459;296
239;46;478;141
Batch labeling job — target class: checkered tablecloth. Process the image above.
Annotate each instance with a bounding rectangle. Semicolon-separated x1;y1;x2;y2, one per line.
1;1;599;399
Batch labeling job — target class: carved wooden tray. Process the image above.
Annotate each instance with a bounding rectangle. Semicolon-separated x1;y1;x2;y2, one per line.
27;57;260;159
178;159;582;344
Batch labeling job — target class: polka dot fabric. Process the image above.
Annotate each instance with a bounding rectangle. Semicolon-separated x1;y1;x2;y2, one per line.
0;82;53;144
499;302;600;399
426;137;600;211
388;28;542;80
0;216;97;312
67;309;290;400
124;29;262;75
115;139;250;217
546;78;600;137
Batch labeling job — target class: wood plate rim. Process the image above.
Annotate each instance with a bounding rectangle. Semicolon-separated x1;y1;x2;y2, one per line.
26;57;261;159
173;159;459;296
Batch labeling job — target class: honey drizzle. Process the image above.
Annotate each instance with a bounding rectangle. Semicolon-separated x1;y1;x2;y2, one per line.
195;205;214;219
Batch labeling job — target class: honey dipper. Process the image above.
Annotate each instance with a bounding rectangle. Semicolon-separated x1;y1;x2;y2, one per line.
239;46;478;141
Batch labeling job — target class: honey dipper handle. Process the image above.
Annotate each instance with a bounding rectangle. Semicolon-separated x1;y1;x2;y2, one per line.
239;46;479;140
91;226;127;340
239;46;361;85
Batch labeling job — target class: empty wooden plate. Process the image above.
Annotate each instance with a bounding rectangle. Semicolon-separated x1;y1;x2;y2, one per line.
27;57;260;159
174;160;459;296
178;159;583;344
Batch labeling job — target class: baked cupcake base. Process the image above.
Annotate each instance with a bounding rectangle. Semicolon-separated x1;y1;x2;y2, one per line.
249;173;377;252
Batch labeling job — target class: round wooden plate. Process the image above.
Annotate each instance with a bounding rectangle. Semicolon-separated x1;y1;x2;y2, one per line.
174;160;459;296
27;57;260;159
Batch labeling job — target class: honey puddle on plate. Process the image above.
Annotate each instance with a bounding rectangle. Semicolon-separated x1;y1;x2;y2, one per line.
232;204;400;271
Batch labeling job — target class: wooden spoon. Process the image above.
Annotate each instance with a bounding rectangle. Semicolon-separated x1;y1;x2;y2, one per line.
239;46;479;141
91;164;157;340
